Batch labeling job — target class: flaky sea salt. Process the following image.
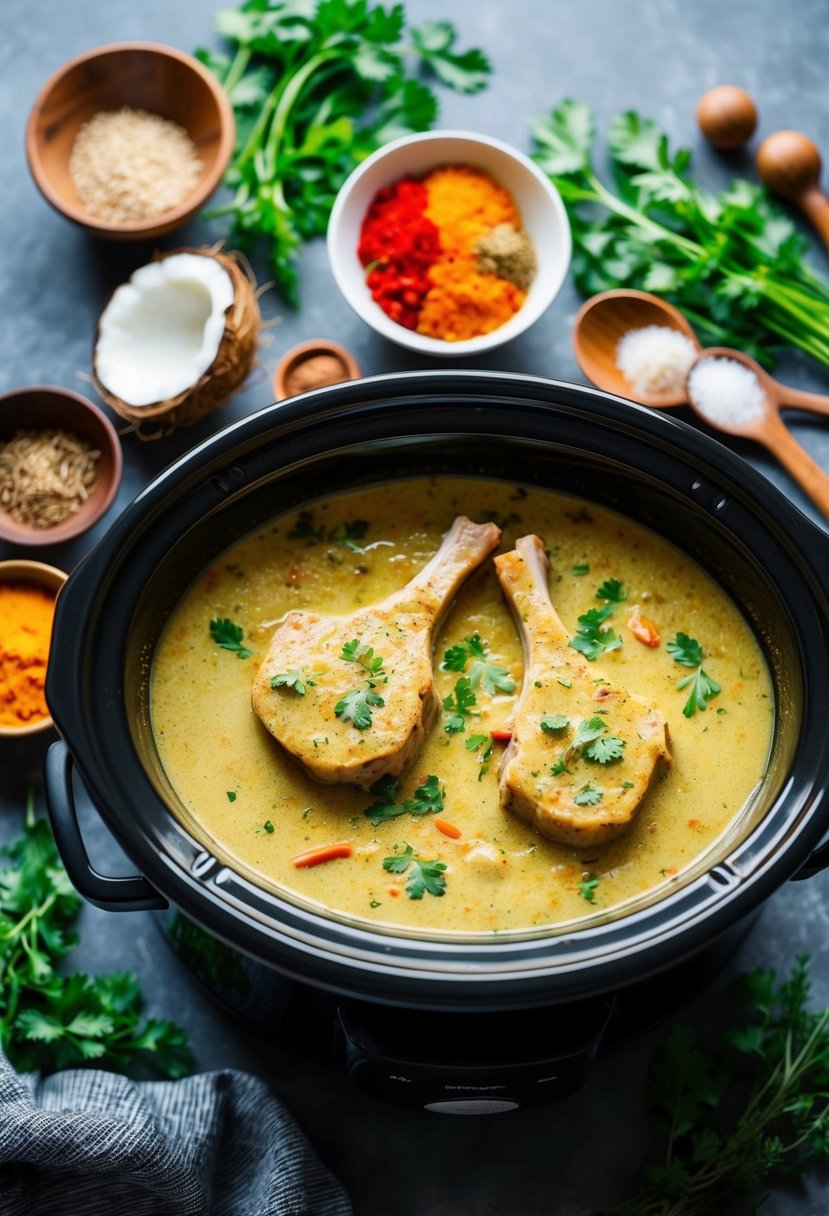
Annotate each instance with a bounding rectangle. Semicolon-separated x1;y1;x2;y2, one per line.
616;325;697;396
687;356;765;427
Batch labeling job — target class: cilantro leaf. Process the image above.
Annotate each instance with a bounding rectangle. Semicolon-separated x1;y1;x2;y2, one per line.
406;775;444;816
668;633;721;716
550;755;571;777
334;686;385;730
328;519;370;551
287;509;326;542
0;793;192;1078
465;733;494;780
209;617;253;659
341;639;387;683
532;98;594;177
584;735;626;764
270;670;314;695
573;783;603;807
541;714;570;734
382;844;447;899
570;603;623;661
364;775;445;825
571;716;608;750
443;677;477;733
441;635;516;695
410;20;491;93
596;578;625;603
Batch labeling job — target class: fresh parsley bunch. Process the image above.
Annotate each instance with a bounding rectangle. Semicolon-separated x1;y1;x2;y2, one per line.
199;0;491;304
613;956;829;1216
0;794;191;1078
533;100;829;369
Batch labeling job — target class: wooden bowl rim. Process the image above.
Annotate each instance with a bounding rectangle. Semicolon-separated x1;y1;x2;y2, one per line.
0;384;123;545
25;40;236;237
273;339;362;401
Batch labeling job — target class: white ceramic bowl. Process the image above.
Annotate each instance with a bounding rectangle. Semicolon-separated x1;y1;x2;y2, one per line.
327;130;572;356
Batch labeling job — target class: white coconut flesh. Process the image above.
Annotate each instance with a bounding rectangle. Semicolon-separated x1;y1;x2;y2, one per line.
94;253;235;407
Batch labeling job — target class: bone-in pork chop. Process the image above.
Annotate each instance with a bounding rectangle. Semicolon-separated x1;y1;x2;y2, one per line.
252;515;501;789
494;535;670;848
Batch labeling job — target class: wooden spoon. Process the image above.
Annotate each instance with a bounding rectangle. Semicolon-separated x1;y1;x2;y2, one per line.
685;347;829;519
756;130;829;252
573;288;829;418
573;289;701;408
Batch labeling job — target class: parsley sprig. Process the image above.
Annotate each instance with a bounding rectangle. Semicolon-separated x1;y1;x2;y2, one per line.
382;844;447;899
533;100;829;371
667;633;721;717
200;1;490;305
570;595;623;661
209;617;253;659
441;635;516;695
465;734;494;781
364;775;444;826
615;956;829;1216
335;639;388;730
442;676;477;733
0;794;191;1077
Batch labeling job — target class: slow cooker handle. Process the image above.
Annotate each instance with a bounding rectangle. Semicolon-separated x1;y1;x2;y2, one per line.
44;740;168;912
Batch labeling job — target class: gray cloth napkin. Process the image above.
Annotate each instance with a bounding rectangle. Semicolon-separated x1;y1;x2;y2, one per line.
0;1052;352;1216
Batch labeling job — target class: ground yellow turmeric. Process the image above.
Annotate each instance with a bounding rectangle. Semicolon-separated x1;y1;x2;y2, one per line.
417;165;527;341
0;583;56;727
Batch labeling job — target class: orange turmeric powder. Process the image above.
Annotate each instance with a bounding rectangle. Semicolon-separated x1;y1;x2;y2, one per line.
417;165;527;341
0;583;56;727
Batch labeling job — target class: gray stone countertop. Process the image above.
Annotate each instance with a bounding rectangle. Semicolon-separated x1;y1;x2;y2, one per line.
2;1;829;1213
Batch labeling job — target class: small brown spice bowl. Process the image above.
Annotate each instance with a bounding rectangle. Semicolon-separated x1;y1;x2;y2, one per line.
0;386;123;546
273;340;362;401
0;559;67;739
25;42;235;240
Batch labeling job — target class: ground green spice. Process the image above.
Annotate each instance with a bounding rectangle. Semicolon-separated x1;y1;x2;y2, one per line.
475;222;537;290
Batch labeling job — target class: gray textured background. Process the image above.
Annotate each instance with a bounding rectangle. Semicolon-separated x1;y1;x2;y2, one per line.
2;2;829;1213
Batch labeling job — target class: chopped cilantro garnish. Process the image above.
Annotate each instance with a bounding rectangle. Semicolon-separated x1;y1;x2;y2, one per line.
570;602;623;661
334;686;384;730
550;755;571;776
263;819;275;833
574;783;603;807
382;844;447;899
443;677;477;733
341;639;387;682
571;717;608;750
364;775;445;825
667;632;721;717
287;510;325;542
441;634;516;695
596;578;626;603
209;617;253;659
541;714;570;734
572;563;590;576
584;734;626;765
226;791;237;803
270;670;315;695
579;873;600;902
465;733;494;780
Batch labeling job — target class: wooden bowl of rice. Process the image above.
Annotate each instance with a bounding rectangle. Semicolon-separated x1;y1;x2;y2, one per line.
0;387;122;546
25;42;235;240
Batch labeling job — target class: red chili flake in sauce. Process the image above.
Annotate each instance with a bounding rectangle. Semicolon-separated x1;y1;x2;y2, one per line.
357;177;440;330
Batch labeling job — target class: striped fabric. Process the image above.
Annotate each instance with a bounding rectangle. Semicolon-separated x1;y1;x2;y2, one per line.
0;1052;351;1215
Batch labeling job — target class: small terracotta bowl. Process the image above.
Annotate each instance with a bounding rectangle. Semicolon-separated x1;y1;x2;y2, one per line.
26;42;235;240
0;386;123;545
0;559;67;739
273;340;362;401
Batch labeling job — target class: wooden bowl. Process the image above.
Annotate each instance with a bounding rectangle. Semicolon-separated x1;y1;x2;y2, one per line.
0;558;67;738
26;42;235;240
0;386;123;545
273;340;362;401
573;289;701;408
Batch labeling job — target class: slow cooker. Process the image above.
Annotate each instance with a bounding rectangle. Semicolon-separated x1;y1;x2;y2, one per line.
44;371;829;1111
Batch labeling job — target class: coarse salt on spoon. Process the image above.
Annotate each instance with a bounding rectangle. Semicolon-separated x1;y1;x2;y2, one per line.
685;347;829;520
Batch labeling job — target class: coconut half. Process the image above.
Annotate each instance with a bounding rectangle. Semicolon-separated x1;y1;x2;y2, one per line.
93;248;260;429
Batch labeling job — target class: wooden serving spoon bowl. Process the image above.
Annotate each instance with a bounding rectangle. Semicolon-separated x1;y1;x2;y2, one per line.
572;289;701;407
686;347;829;520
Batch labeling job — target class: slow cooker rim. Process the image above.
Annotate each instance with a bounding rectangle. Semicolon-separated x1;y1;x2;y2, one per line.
45;371;829;1008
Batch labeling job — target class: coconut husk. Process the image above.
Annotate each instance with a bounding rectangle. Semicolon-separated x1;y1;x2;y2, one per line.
93;247;261;431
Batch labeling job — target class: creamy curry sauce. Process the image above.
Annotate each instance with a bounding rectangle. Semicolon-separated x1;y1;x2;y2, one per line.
151;477;773;937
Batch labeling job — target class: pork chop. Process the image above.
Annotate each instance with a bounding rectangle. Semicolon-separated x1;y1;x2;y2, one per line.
493;535;670;848
252;515;501;789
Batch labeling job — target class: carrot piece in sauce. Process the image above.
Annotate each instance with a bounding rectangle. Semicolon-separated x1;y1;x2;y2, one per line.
291;841;353;868
627;608;661;648
489;727;513;742
435;818;462;839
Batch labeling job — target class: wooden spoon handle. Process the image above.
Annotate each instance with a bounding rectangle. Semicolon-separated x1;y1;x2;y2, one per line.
779;384;829;416
799;186;829;253
762;413;829;519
